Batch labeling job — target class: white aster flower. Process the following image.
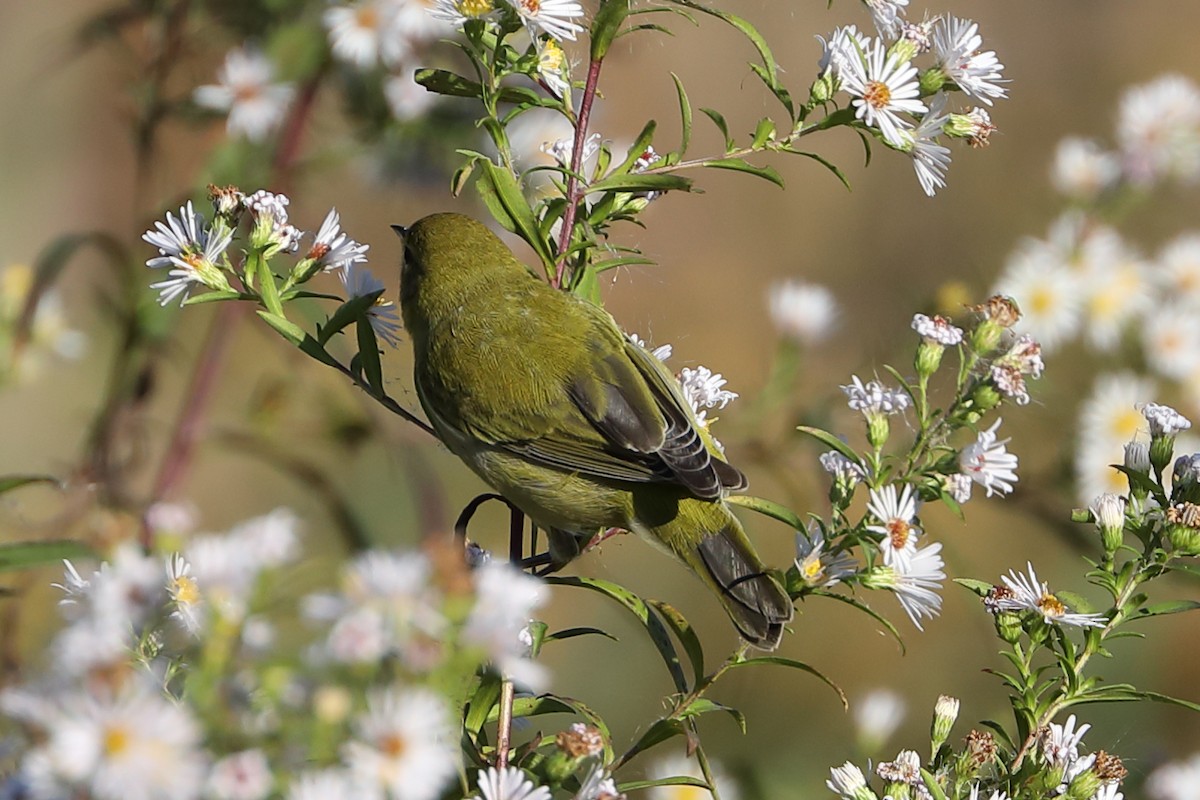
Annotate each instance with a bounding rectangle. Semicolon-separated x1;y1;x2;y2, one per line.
958;419;1019;497
876;750;924;791
1076;373;1156;502
194;45;294;141
1080;244;1150;352
827;762;870;800
1146;753;1200;800
463;563;549;690
244;189;303;253
536;37;571;98
395;0;457;42
862;0;908;38
841;375;910;415
992;241;1082;353
795;524;857;588
542;131;602;169
1141;402;1192;437
342;264;403;348
854;688;906;749
768;279;838;344
286;770;358;800
839;38;926;147
166;554;203;635
869;542;945;630
385;71;438;122
511;0;584;42
207;750;273;800
470;766;551;800
344;688;458;800
145;501;198;537
429;0;497;27
912;312;963;346
1143;303;1200;380
229;507;302;568
1051;137;1121;200
628;333;673;362
646;753;740;800
679;366;738;414
142;201;234;306
305;209;370;273
324;0;415;68
817;25;870;86
931;15;1007;105
1040;714;1091;767
574;762;624;800
819;450;866;486
903;92;952;196
1157;233;1200;308
997;563;1106;628
866;484;922;570
1092;785;1123;800
1117;74;1200;185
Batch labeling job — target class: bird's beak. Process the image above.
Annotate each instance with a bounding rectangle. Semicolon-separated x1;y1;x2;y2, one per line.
390;224;408;239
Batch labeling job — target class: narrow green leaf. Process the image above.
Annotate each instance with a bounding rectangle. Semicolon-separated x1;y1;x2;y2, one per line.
298;335;341;368
667;1;780;87
699;108;734;152
728;655;848;708
621;717;686;763
257;261;285;317
671;73;692;155
476;161;554;270
464;673;503;735
978;719;1016;751
1137;690;1200;713
571;265;601;305
591;0;631;60
796;426;860;462
786;149;852;190
1129;599;1200;620
702;158;784;188
486;693;614;761
0;540;95;573
256;310;305;345
586;173;694;195
611;120;658;175
678;697;746;733
648;600;704;687
953;578;994;597
920;769;949;800
356;318;384;397
592;255;657;273
0;475;60;495
415;68;483;99
318;292;381;346
182;290;251;305
617;777;709;793
544;626;619;643
749;63;794;119
751;116;775;148
726;495;804;531
547;576;688;693
451;159;477;197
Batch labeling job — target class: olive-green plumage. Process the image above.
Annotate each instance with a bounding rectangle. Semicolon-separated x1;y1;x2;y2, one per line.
396;212;793;648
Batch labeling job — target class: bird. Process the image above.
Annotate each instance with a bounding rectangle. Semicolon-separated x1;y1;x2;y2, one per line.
395;212;793;649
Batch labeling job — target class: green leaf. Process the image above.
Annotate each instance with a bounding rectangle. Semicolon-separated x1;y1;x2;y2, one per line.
617;777;709;793
611;120;658;175
591;0;631;60
620;717;687;764
256;310;305;345
671;73;692;156
297;335;342;368
702;158;784;188
785;149;852;190
318;292;382;346
0;540;95;573
751;116;775;148
258;262;285;317
0;475;60;495
544;626;619;643
809;590;906;655
356;318;384;397
920;769;949;800
571;265;601;305
464;672;503;735
725;495;803;531
953;578;994;597
451;159;477;197
749;62;794;119
415;68;483;99
648;600;704;688
486;693;615;761
592;255;657;273
586;173;694;195
667;1;780;88
1129;600;1200;620
1055;590;1099;615
728;655;847;709
678;697;745;733
796;426;860;462
700;108;735;152
476;161;554;270
182;290;252;305
548;576;688;693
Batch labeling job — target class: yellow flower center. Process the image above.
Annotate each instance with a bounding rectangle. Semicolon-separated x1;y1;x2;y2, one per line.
173;574;200;606
887;519;911;550
103;724;131;756
1036;592;1066;618
460;0;494;14
863;80;892;110
380;733;408;758
801;556;824;582
520;0;541;13
1028;285;1057;316
356;6;379;29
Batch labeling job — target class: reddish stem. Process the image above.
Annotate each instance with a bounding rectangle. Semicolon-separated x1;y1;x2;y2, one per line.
553;57;603;289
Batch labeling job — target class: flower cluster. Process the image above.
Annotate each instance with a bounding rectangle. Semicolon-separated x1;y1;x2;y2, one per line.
814;11;1006;195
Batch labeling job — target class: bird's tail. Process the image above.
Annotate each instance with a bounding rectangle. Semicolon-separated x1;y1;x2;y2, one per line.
692;520;793;650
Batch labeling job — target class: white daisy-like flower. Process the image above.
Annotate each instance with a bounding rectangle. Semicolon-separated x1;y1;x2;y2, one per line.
646;753;740;800
286;770;358;800
470;767;551;800
194;45;294;141
863;0;908;38
166;553;203;636
1040;714;1091;767
819;450;866;485
344;688;458;800
679;366;738;413
996;563;1106;628
839;38;926;147
842;375;911;416
207;750;273;800
142;201;234;306
385;71;438;122
866;484;922;569
1146;753;1200;800
1157;233;1200;308
869;542;945;630
853;688;906;748
827;762;870;799
958;419;1019;497
1051;137;1121;200
1076;373;1155;502
1142;303;1200;380
816;25;870;85
1141;402;1192;437
876;749;922;785
992;241;1082;353
306;209;370;272
795;524;858;588
429;0;497;27
145;501;198;537
342;264;402;348
912;312;963;346
228;507;302;568
324;0;415;68
542;132;601;169
903;91;952;196
931;15;1007;105
244;189;304;253
1080;243;1150;352
627;333;673;362
511;0;585;42
1117;74;1200;185
768;279;838;344
536;37;571;98
463;562;549;691
574;762;624;800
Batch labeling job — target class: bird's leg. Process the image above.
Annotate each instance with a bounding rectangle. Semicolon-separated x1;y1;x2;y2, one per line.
584;526;629;552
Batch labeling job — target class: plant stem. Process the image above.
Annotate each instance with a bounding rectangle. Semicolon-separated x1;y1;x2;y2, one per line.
495;679;516;768
554;57;603;289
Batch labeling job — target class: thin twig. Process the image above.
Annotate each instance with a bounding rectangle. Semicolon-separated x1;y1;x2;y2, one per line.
495;679;516;768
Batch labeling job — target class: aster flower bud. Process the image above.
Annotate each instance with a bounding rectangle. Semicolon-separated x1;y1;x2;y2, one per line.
970;382;1002;413
1164;502;1200;555
1172;453;1200;505
919;66;948;96
810;73;835;105
1064;765;1102;800
930;695;960;751
1091;493;1125;554
208;184;245;227
887;38;920;66
912;314;962;377
827;762;878;800
1124;441;1150;474
983;586;1022;643
1141;402;1191;477
957;729;997;780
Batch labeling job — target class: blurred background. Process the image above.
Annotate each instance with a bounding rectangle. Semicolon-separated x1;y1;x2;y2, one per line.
2;0;1199;795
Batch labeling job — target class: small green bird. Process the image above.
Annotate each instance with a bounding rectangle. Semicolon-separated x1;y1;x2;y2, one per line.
395;213;793;649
